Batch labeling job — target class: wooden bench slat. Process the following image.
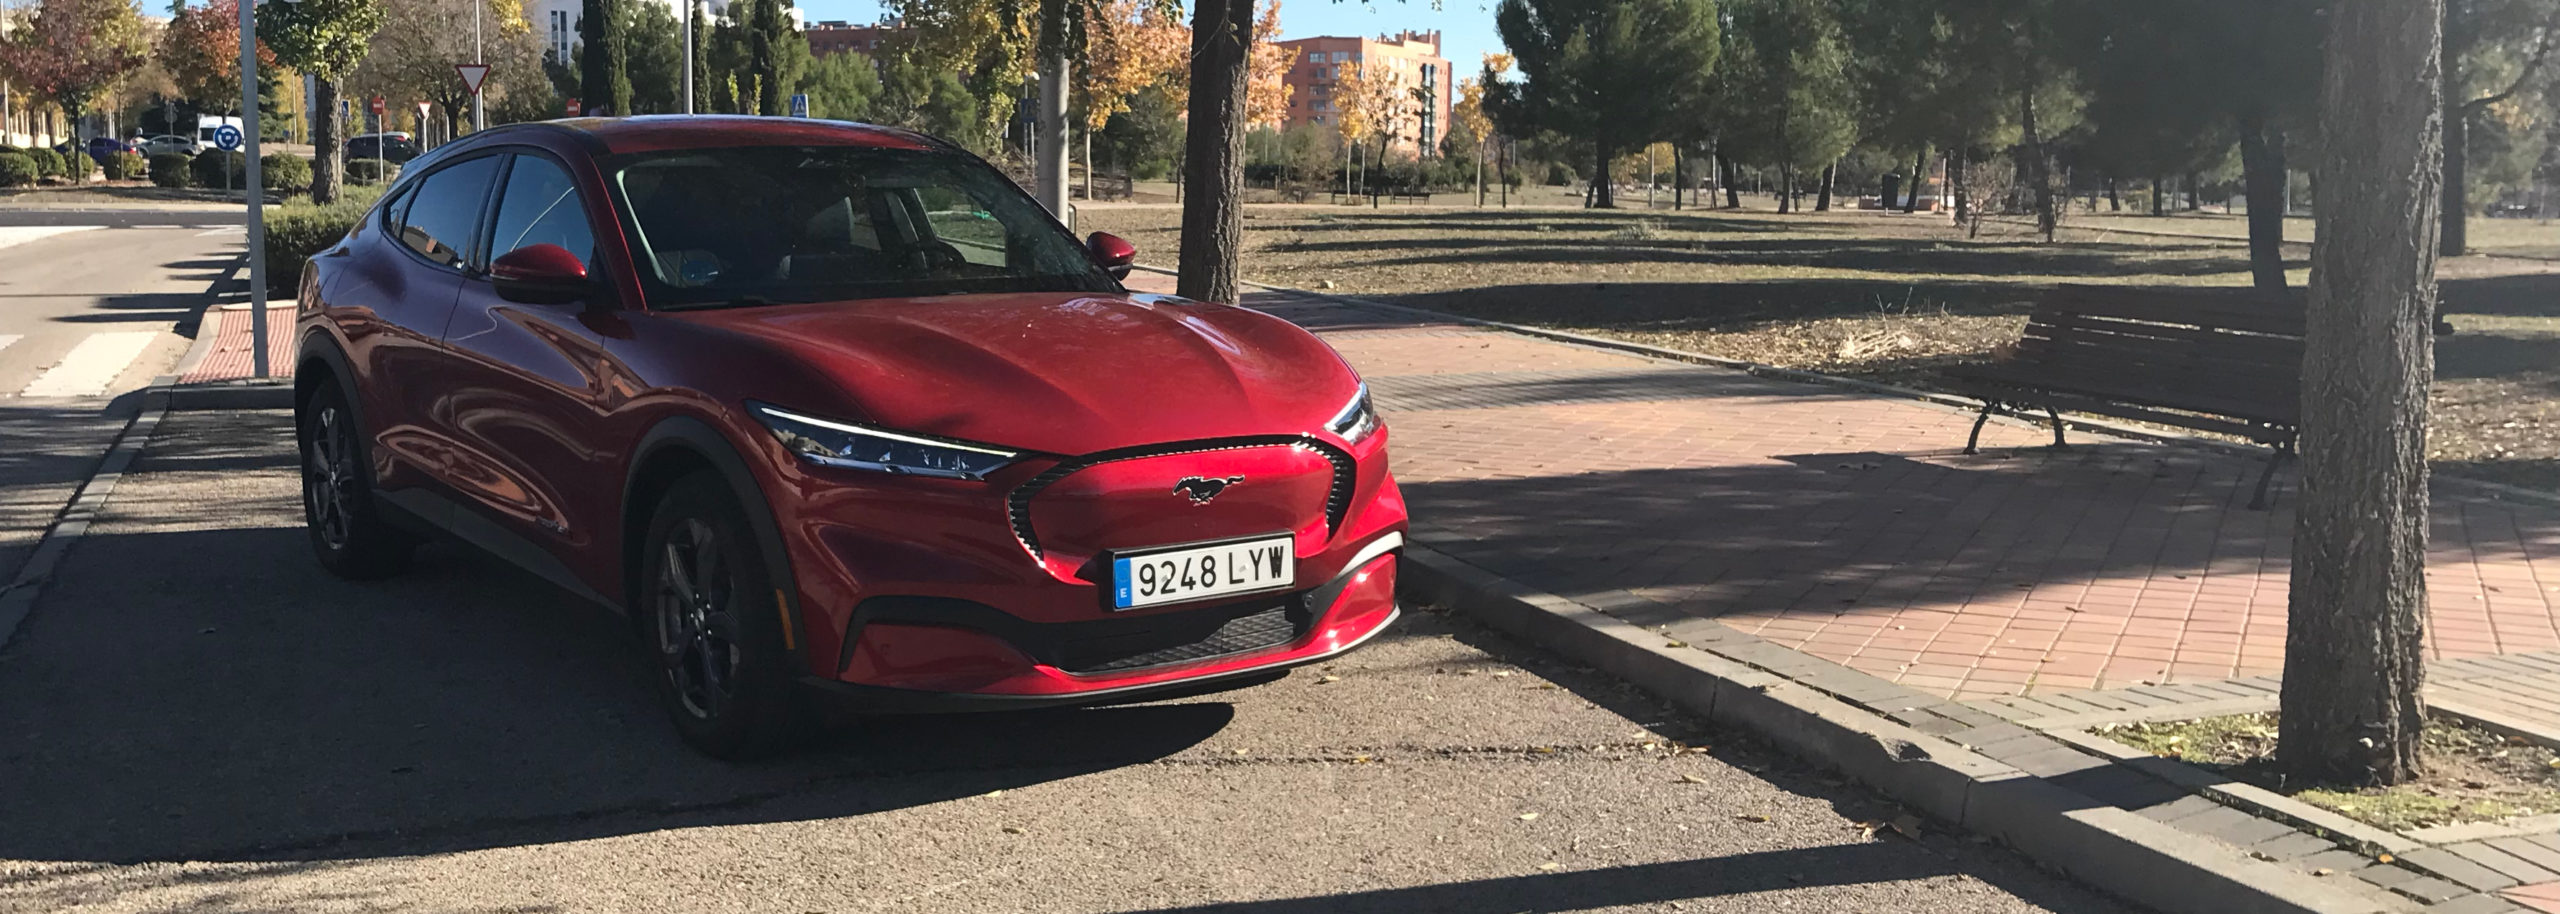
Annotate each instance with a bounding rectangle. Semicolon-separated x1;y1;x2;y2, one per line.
1948;363;2296;425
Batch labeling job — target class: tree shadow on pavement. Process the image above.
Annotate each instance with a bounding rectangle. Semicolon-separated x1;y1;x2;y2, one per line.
0;425;1235;864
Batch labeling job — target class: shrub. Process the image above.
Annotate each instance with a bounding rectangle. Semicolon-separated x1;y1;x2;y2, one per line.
27;147;65;178
261;153;312;192
0;153;36;188
191;150;246;188
58;149;94;181
149;153;192;188
263;184;386;293
344;158;393;185
103;150;147;181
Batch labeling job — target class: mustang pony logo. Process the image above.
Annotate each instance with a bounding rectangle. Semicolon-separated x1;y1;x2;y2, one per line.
1172;475;1246;505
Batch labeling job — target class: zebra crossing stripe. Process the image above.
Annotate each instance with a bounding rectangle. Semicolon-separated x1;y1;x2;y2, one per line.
19;331;158;398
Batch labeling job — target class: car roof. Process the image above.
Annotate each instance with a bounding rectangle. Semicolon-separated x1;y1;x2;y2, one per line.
523;115;941;156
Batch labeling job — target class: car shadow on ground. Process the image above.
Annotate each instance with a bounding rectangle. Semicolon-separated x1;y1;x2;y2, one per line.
0;424;1237;864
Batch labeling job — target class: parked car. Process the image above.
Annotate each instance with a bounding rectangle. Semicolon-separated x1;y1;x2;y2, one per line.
292;116;1407;759
139;134;200;157
344;131;420;164
84;136;136;166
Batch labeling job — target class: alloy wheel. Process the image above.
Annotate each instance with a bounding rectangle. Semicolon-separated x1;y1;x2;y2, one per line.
303;404;356;549
655;518;741;720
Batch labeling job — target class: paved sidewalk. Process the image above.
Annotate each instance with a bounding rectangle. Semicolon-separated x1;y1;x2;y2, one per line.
1123;273;2560;708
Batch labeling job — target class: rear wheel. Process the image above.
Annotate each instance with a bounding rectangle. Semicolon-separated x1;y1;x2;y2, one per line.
298;383;414;579
641;473;805;759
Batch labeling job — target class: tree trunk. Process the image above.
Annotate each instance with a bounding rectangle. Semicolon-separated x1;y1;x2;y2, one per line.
2239;114;2291;289
1592;140;1614;208
1816;161;1836;211
2279;0;2443;790
1720;154;1741;208
2019;84;2055;242
1672;145;1684;210
2152;175;2167;216
2186;170;2203;211
1175;0;1253;303
1906;147;1925;212
2108;177;2121;211
1952;153;1971;225
2442;107;2469;256
1778;163;1793;213
312;77;343;204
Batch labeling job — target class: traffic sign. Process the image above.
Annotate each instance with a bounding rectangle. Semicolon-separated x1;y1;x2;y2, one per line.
790;93;809;118
456;63;490;96
368;96;386;116
212;123;242;151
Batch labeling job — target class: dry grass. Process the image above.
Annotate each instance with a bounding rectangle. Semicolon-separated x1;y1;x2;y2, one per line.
1080;202;2560;490
2100;713;2560;831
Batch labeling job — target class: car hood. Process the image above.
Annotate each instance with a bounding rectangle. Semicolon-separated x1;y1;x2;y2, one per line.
676;292;1361;456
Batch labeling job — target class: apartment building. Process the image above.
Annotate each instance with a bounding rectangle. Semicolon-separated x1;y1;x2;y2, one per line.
1276;30;1451;158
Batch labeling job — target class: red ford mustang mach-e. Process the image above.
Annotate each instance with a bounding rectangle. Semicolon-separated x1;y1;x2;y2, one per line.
293;116;1407;757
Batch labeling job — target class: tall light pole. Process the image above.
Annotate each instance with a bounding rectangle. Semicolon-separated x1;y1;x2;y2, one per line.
682;0;694;114
242;0;286;379
471;0;485;130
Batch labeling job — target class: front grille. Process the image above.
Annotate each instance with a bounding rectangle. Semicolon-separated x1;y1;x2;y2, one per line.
1007;436;1357;559
1056;601;1303;674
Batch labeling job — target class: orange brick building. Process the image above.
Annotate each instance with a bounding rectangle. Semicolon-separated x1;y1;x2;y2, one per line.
806;19;908;59
1276;30;1452;158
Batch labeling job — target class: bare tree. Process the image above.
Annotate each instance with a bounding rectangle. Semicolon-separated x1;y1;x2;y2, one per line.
2278;0;2445;787
1175;0;1251;303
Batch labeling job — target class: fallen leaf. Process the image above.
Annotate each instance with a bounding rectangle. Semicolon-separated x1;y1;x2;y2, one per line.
2377;854;2395;864
1530;746;1558;754
1664;640;1688;648
1319;675;1342;683
1518;812;1541;821
1001;826;1026;835
1537;862;1562;871
982;789;1006;798
1676;773;1708;784
1736;814;1770;823
2312;868;2336;877
1889;814;1923;840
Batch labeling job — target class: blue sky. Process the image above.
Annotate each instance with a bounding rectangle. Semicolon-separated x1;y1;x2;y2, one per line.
797;0;1508;76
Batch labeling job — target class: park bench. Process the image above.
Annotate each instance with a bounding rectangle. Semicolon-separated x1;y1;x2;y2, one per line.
1942;284;2305;509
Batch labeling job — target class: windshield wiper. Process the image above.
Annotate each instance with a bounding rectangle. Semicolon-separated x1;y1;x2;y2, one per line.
659;294;785;312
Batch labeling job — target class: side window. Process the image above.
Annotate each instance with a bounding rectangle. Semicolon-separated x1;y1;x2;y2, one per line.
489;154;596;268
397;155;502;271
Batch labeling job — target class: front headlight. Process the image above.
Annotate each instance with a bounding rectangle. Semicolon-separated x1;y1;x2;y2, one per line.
750;403;1020;480
1327;382;1380;444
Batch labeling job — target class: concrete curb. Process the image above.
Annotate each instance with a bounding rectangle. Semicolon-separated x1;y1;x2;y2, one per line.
168;380;293;411
0;384;172;654
1398;542;2411;914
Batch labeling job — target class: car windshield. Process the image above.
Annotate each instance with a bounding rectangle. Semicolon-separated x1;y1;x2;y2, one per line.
604;144;1117;308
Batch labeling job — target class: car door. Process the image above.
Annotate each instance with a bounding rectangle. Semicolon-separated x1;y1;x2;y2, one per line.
325;152;504;504
433;149;631;579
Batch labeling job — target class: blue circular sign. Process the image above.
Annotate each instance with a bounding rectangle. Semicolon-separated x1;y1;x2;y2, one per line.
212;124;242;151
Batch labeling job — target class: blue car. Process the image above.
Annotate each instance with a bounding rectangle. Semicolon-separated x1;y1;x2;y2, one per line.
83;136;135;166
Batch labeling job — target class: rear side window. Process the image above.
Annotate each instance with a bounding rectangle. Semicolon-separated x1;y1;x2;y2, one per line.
396;156;501;271
489;155;595;268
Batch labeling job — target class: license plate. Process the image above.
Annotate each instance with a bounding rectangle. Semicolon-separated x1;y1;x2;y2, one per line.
1111;535;1295;609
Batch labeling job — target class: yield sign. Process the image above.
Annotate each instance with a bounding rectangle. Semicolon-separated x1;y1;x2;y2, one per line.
456;63;491;97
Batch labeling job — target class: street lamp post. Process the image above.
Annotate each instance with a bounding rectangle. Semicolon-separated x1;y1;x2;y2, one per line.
471;0;484;131
682;0;695;114
241;0;281;379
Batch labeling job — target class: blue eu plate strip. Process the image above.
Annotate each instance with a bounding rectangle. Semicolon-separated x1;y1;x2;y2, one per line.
1112;556;1134;608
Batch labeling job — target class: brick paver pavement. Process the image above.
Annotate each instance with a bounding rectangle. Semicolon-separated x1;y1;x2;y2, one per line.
1126;272;2560;701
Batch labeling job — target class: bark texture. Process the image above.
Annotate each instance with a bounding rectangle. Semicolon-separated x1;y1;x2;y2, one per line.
2279;0;2445;789
1175;0;1253;303
312;77;343;205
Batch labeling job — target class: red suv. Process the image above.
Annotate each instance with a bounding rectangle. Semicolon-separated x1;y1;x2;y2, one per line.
294;117;1406;757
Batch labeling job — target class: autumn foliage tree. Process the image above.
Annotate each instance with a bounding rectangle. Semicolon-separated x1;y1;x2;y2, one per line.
2;0;149;143
160;0;276;115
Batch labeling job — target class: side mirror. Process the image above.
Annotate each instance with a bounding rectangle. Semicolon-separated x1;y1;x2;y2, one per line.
491;243;594;305
1086;231;1137;280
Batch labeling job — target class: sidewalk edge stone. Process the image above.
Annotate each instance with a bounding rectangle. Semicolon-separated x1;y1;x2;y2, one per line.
1399;541;2415;914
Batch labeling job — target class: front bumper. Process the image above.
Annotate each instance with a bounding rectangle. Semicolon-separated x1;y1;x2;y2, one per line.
805;547;1402;713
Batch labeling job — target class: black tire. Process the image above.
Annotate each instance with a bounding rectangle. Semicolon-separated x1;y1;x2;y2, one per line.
298;382;415;579
640;473;806;759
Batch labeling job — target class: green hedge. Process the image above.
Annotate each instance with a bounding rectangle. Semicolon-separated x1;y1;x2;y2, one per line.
191;150;245;188
103;150;146;181
344;157;393;186
27;147;65;178
0;152;36;188
263;184;386;292
148;153;191;188
261;153;312;192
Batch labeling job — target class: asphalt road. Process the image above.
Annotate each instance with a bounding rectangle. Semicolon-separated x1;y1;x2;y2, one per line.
0;214;239;586
0;408;2144;914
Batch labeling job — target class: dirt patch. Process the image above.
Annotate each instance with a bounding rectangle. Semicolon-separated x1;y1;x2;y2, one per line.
2099;713;2560;831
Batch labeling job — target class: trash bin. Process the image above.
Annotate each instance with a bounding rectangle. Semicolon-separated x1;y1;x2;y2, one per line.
1881;173;1903;210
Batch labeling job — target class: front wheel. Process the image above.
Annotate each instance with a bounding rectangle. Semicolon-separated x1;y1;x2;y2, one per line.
641;473;807;759
297;383;414;579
